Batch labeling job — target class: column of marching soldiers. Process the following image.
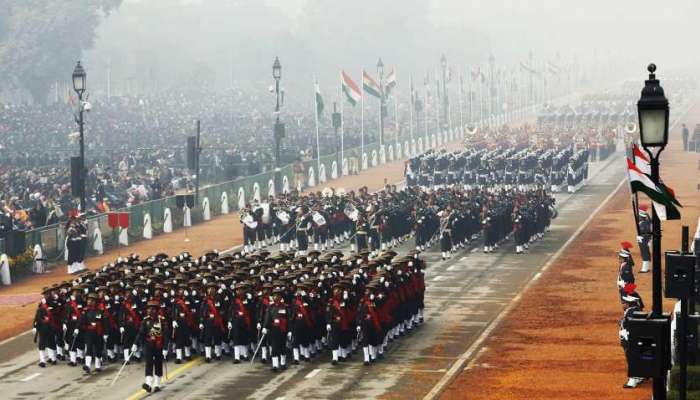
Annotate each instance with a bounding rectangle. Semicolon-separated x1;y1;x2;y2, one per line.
31;136;585;393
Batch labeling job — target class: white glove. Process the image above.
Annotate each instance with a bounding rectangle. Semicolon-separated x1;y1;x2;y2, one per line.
131;344;138;353
103;335;108;342
257;322;262;330
326;324;332;332
173;321;179;329
199;323;204;330
637;235;643;243
62;324;67;332
262;328;268;335
287;332;292;339
227;322;232;330
32;327;37;335
73;329;79;335
119;327;125;334
357;326;361;333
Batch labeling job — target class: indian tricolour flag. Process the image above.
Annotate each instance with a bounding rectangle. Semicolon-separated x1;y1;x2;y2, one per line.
315;82;324;117
384;68;397;96
363;71;381;98
627;157;681;220
341;71;361;106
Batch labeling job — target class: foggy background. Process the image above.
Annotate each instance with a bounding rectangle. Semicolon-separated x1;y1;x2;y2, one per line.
86;0;698;96
1;0;697;104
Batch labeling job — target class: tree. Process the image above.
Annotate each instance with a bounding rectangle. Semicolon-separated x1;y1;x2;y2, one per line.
0;0;122;104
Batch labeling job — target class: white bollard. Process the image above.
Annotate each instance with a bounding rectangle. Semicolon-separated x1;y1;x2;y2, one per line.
221;192;229;215
143;213;153;239
119;227;129;246
202;198;211;221
0;253;10;285
33;245;46;274
163;208;173;233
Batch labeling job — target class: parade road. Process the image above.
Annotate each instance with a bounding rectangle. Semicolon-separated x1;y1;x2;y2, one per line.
0;152;624;400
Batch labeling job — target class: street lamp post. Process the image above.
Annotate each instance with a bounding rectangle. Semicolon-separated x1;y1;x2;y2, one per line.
441;54;449;131
72;61;87;212
272;57;284;192
637;62;670;400
377;58;385;147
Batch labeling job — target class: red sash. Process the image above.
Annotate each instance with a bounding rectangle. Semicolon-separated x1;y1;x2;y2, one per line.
40;303;59;330
98;301;117;330
332;299;350;330
294;297;312;328
125;301;141;327
68;300;82;323
364;299;382;332
235;298;252;329
272;303;288;333
207;298;224;330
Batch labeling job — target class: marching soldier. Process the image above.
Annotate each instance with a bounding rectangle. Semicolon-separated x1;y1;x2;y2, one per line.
63;286;84;366
355;213;370;253
327;282;352;365
357;282;383;366
80;293;107;373
171;283;194;364
262;286;290;372
290;283;313;364
133;300;169;393
119;286;142;362
295;207;313;256
228;282;253;363
439;208;454;260
199;282;225;362
33;287;59;367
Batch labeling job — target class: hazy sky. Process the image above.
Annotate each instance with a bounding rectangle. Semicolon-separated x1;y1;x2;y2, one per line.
262;0;697;68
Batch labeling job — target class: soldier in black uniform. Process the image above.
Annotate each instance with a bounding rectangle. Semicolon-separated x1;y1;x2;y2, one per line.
133;300;169;393
295;207;312;256
637;206;652;273
33;287;59;367
617;241;635;295
262;286;290;372
79;293;107;373
619;285;645;389
228;282;253;363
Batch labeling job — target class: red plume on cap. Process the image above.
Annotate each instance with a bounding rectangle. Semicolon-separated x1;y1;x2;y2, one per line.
620;241;633;250
638;205;649;212
623;283;637;294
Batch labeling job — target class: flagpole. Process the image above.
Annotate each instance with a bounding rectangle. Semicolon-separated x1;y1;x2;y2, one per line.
409;75;414;144
339;81;344;172
435;69;440;138
424;74;429;147
314;80;321;178
361;69;365;169
468;68;473;125
394;93;399;149
458;72;464;130
478;68;484;127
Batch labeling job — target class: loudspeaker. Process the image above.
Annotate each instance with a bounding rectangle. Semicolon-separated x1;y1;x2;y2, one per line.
176;195;185;209
627;312;671;378
5;230;26;257
665;251;696;299
186;136;197;170
71;157;82;197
